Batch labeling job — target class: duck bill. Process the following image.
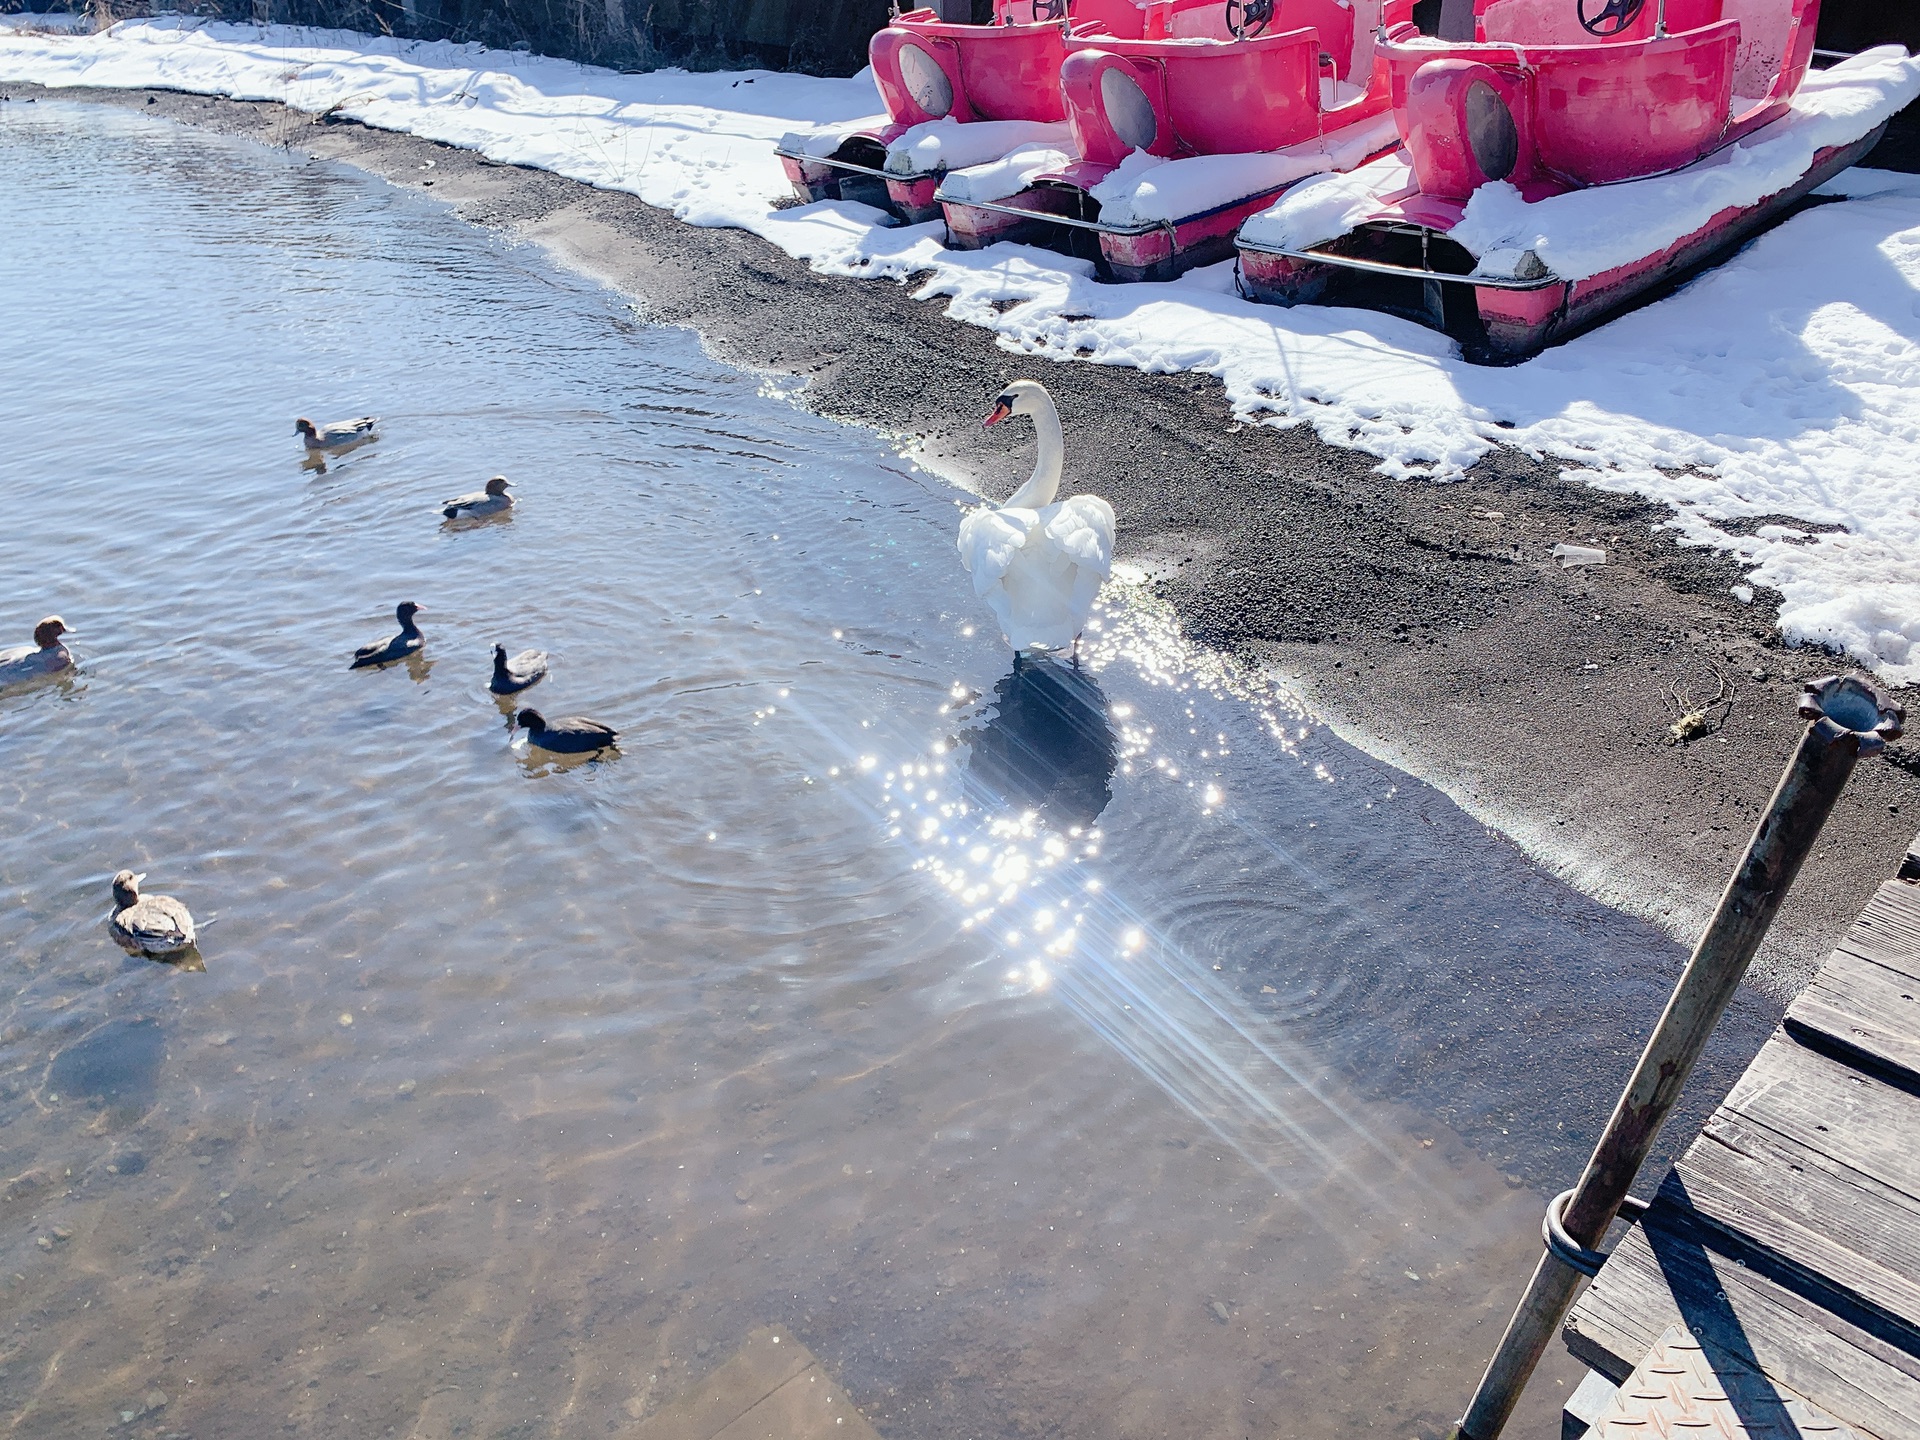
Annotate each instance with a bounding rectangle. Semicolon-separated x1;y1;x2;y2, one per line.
983;399;1012;428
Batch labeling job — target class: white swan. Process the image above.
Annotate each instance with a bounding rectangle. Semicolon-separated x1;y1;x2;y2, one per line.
957;380;1115;660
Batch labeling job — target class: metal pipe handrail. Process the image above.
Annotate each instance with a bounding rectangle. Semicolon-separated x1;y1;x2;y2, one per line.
1234;238;1560;291
1450;675;1905;1440
940;182;1290;239
772;150;911;182
932;192;1114;233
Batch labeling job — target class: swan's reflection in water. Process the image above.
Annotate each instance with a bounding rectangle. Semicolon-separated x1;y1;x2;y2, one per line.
881;641;1410;1203
958;657;1115;830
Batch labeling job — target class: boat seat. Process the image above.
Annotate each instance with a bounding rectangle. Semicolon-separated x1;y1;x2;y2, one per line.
1477;0;1723;45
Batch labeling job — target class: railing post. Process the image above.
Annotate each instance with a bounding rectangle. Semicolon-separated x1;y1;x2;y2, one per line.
1450;675;1905;1440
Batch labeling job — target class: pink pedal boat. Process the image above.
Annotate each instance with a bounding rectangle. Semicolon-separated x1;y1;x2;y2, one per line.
1233;0;1887;359
934;0;1412;280
776;0;1144;225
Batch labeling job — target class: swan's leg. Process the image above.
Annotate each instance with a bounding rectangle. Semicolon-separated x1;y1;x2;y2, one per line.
1012;649;1024;671
1070;634;1081;668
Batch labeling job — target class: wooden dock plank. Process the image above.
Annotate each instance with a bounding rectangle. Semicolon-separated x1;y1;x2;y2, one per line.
1817;879;1920;983
1671;1111;1920;1348
1711;1037;1920;1212
1787;947;1920;1087
1786;880;1920;1083
1566;852;1920;1439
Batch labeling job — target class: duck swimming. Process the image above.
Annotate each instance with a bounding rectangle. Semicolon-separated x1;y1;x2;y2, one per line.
514;708;617;754
490;645;548;695
957;380;1115;661
443;476;513;520
0;616;75;689
295;416;378;452
350;601;425;669
108;870;197;958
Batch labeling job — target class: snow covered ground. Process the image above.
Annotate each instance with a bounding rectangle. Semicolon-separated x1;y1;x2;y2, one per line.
3;16;1918;684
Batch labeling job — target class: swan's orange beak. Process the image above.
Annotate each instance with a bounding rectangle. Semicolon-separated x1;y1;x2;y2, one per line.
983;397;1013;428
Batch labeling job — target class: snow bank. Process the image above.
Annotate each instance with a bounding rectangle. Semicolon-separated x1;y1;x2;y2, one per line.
1097;114;1398;228
0;17;884;232
884;117;1072;176
1237;152;1413;252
936;141;1076;204
3;18;1919;683
778;113;890;158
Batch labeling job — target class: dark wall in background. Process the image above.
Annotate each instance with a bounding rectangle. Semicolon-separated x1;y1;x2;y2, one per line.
1817;0;1920;55
1816;0;1920;172
10;0;892;73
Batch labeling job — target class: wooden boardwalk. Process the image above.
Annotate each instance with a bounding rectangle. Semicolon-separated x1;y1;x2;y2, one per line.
1565;827;1920;1440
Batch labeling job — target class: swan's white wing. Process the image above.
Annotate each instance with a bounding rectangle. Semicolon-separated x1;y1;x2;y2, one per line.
1042;495;1115;578
957;505;1037;598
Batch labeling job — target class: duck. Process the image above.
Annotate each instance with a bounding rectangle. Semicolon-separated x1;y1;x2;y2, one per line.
442;476;513;520
107;870;197;958
294;416;378;452
490;644;548;695
350;601;425;669
0;616;75;688
514;707;617;754
957;379;1115;662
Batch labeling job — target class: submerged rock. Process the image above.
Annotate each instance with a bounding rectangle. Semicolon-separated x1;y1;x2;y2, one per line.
47;1017;164;1125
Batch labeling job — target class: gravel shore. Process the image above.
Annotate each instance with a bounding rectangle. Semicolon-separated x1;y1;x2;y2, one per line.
25;81;1916;991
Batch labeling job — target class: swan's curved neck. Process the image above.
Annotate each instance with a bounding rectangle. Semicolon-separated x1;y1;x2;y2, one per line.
1004;393;1064;509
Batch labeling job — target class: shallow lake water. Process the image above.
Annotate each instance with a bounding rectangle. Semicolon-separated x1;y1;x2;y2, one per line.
0;100;1779;1440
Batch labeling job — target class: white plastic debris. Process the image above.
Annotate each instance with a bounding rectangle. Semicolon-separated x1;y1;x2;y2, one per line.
1552;543;1608;568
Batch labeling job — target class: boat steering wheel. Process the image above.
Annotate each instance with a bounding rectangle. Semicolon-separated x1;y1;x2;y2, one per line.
1027;0;1067;20
1576;0;1643;36
1225;0;1273;39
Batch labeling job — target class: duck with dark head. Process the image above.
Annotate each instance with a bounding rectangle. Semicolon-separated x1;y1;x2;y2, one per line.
443;475;514;521
294;415;377;453
351;602;425;670
491;644;549;695
108;870;198;961
0;616;76;690
514;707;617;755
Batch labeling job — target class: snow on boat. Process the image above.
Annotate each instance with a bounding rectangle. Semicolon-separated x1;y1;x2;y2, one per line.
775;0;1149;224
1234;0;1920;360
935;0;1409;279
